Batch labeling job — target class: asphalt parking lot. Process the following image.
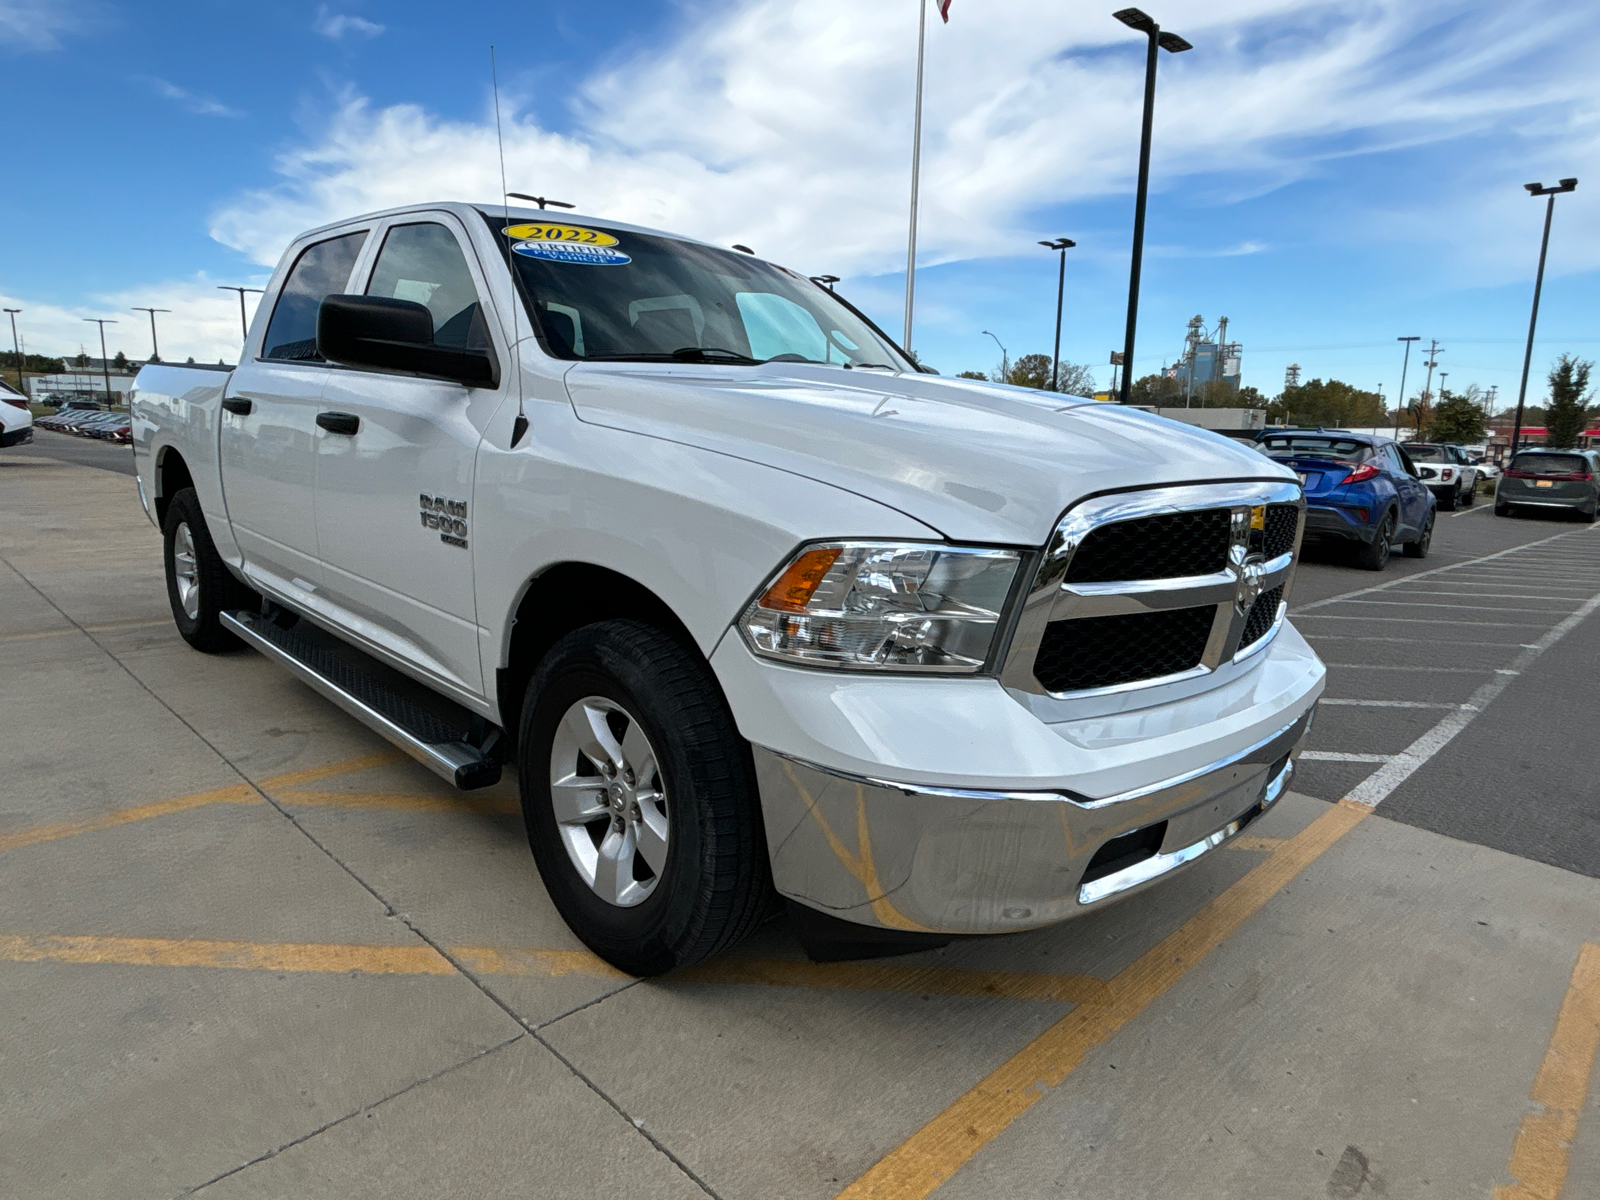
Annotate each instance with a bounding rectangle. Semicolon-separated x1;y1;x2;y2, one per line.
4;446;1599;1200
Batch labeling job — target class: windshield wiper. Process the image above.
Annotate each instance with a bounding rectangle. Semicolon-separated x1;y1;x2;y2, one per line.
578;347;763;366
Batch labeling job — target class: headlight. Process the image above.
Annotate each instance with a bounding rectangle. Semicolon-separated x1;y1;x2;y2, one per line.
740;542;1022;673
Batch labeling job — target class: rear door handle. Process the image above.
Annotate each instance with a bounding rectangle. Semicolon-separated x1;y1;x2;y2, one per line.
316;412;360;436
221;398;253;416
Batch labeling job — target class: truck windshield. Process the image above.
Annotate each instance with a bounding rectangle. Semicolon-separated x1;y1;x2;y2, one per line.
481;214;909;370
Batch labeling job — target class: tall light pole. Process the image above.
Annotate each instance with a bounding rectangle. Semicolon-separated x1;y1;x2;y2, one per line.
1113;8;1191;404
217;286;264;349
1038;238;1076;392
82;319;117;405
982;329;1008;383
1393;337;1419;437
1511;178;1578;456
131;307;170;363
4;308;21;394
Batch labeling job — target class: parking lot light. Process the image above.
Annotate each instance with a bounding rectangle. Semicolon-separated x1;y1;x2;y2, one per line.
4;308;21;394
1113;9;1192;404
1511;178;1579;454
82;318;117;405
1039;238;1076;392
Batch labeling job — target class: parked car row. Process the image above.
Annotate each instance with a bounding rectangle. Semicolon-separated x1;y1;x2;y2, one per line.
1495;449;1600;523
34;406;132;443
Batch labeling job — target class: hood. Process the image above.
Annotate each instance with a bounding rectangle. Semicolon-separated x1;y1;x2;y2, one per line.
562;361;1295;545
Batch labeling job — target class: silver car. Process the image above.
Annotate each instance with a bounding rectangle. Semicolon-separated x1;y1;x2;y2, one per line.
1495;449;1600;522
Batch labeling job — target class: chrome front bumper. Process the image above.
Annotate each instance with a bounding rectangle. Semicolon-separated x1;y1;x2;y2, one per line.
754;706;1311;935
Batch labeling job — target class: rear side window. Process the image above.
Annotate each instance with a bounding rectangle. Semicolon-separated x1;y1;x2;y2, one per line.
365;222;489;350
1511;453;1588;474
1406;445;1446;462
262;231;369;361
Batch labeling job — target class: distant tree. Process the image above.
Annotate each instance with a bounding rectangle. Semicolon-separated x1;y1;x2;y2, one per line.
1235;385;1266;409
1425;391;1487;444
112;351;129;370
1270;378;1387;428
0;351;65;375
73;352;90;367
956;370;988;380
1005;353;1054;390
186;356;196;364
1129;372;1184;405
999;354;1100;397
1052;361;1097;398
1544;355;1593;449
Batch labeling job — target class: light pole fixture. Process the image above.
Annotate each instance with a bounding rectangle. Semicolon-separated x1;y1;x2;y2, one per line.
809;275;841;292
1511;177;1578;456
217;286;265;347
1437;371;1448;405
132;307;170;363
1039;238;1076;392
982;329;1009;383
1113;8;1191;404
82;318;117;405
1393;337;1419;437
4;308;21;394
507;193;575;210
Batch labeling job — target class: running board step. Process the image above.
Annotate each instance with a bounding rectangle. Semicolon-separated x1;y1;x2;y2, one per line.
221;610;502;790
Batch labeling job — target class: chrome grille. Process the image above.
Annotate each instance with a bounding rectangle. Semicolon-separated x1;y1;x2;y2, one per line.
1001;481;1305;698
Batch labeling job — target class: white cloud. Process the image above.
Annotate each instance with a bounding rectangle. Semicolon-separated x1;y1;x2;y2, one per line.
137;76;244;118
0;0;93;50
313;5;384;40
208;0;1597;287
1;276;270;366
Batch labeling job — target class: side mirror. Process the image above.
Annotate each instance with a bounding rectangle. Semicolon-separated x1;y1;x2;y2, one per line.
317;295;499;388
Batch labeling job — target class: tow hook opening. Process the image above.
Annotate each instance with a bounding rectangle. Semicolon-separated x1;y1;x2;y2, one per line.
1081;821;1169;888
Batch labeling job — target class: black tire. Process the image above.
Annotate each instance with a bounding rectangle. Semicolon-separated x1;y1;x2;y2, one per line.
1462;478;1477;506
162;488;256;652
1439;487;1457;512
1495;501;1512;517
1355;512;1394;571
518;619;772;976
1403;509;1434;558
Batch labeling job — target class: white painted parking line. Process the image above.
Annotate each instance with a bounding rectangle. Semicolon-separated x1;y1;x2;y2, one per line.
1299;615;1556;627
1298;751;1393;763
1293;526;1600;614
1335;599;1580;612
1345;587;1600;807
1319;699;1474;710
1445;504;1494;517
1322;663;1504;673
1303;635;1530;648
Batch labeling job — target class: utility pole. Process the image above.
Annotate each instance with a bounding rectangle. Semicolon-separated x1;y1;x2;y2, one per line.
1113;8;1191;404
132;307;170;363
1393;337;1419;437
1038;238;1075;391
4;308;22;394
1511;178;1578;456
217;286;264;349
1416;339;1442;436
82;319;118;405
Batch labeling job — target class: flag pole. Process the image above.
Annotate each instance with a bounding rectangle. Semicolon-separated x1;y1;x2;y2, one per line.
903;0;928;356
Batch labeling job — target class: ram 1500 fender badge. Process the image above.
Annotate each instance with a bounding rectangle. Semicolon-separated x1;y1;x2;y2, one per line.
420;494;469;548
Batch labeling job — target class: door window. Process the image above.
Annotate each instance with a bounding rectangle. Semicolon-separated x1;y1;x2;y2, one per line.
262;231;369;361
366;223;490;350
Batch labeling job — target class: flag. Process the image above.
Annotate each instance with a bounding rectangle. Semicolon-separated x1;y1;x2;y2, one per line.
938;0;953;22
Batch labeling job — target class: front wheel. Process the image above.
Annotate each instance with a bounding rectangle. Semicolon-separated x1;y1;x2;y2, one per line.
1403;510;1434;558
1462;478;1477;505
1355;512;1394;571
518;620;773;976
162;488;256;652
1439;487;1457;512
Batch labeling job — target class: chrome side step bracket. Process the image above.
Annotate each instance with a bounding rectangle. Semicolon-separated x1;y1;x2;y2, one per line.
221;610;502;791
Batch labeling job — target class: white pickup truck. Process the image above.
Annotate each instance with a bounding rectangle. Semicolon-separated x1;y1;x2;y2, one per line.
132;201;1323;973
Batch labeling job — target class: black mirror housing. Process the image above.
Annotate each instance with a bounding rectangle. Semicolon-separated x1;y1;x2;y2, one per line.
317;295;499;388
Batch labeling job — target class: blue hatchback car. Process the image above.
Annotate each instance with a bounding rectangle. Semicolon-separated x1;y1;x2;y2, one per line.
1254;429;1436;570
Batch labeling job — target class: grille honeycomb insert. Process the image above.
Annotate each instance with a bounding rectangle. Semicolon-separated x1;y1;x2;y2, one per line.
1261;504;1299;559
1064;509;1232;584
1033;606;1215;693
1239;584;1284;651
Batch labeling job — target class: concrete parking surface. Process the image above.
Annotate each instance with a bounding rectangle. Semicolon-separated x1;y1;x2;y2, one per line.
4;446;1599;1199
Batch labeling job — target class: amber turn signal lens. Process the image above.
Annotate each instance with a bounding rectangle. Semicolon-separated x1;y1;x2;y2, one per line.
760;547;842;612
1249;505;1265;530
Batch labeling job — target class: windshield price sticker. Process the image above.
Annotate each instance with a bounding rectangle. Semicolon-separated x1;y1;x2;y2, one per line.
504;224;630;265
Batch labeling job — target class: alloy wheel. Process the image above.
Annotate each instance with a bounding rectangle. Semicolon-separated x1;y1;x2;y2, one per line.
548;696;669;908
172;521;201;621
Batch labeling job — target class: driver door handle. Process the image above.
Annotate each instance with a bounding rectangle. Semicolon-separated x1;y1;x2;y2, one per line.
221;398;253;416
316;412;360;436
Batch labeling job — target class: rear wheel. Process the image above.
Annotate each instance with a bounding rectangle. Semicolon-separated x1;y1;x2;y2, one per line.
1355;512;1394;571
1439;486;1457;512
1403;510;1434;558
1462;478;1477;505
162;488;256;652
518;619;773;976
1495;501;1513;517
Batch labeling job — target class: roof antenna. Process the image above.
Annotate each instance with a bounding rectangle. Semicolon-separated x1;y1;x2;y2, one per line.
492;46;529;450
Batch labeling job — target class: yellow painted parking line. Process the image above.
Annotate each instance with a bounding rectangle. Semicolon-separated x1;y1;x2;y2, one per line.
0;750;407;855
0;783;258;853
0;617;171;645
834;799;1370;1200
1226;835;1284;852
1495;943;1600;1200
277;788;519;816
0;933;456;975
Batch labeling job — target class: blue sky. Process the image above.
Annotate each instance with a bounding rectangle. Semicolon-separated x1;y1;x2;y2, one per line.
2;0;1596;406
